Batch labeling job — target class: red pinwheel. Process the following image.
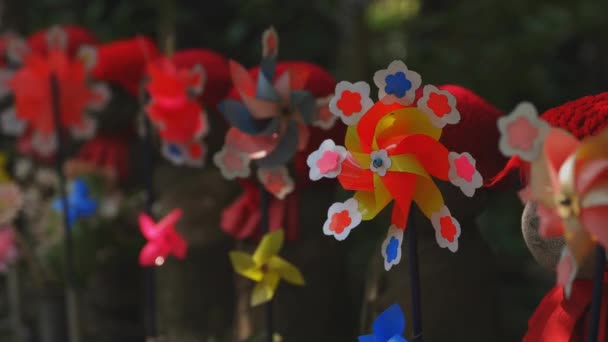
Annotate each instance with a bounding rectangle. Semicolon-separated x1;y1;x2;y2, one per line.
1;26;109;157
138;209;187;267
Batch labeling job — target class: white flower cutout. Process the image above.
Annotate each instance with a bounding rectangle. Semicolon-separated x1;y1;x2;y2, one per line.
161;141;186;165
194;111;210;140
46;26;68;51
323;198;363;241
0;107;26;136
373;60;422;106
257;167;294;200
381;225;404;271
183;141;207;168
213;146;251;180
431;206;461;253
5;34;30;64
329;81;374;126
312;95;337;130
497;102;549;162
262;26;279;58
31;132;58;157
369;149;391;177
71;117;97;140
188;64;207;96
448;152;483;197
307;139;348;181
87;83;111;112
417;85;461;128
557;247;578;299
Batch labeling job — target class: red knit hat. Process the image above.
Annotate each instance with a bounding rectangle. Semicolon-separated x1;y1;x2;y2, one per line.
27;25;97;57
171;49;231;109
490;92;608;188
88;36;159;97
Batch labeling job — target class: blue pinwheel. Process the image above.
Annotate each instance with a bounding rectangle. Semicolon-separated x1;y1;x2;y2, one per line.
217;27;320;169
52;178;98;227
359;304;408;342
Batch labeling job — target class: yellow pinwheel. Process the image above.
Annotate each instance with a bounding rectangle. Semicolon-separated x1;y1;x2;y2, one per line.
229;229;305;306
0;153;10;183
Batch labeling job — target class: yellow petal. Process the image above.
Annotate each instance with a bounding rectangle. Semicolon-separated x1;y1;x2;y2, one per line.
375;107;442;142
345;125;363;152
250;272;280;307
389;155;430;178
412;176;444;219
253;229;284;265
354;176;392;220
577;128;608;161
229;251;264;281
269;256;305;286
563;218;595;265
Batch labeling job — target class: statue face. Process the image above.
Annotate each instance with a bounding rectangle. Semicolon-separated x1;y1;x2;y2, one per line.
521;201;596;279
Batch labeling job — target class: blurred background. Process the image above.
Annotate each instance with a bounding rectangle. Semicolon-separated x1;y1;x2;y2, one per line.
0;0;607;341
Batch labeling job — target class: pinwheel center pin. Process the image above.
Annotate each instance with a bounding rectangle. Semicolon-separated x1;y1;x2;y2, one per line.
556;192;579;219
280;103;295;119
372;157;384;168
260;263;269;273
154;256;165;266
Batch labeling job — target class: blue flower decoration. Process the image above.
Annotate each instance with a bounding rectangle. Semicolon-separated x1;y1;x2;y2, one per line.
52;178;98;228
385;237;400;263
359;304;408;342
167;143;183;158
384;72;411;98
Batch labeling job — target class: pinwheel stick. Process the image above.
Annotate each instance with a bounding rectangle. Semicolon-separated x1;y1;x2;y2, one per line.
406;210;423;342
142;113;158;339
50;73;81;342
588;246;605;342
259;184;274;342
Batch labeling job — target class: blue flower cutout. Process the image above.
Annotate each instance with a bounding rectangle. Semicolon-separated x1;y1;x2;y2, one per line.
384;72;411;98
52;178;98;228
385;237;400;263
359;304;408;342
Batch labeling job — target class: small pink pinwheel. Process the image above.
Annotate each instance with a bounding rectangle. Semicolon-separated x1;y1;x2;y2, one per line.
138;208;187;267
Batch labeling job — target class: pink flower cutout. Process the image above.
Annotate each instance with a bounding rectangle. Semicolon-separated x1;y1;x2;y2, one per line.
498;102;549;162
306;139;348;181
448;152;483;197
138;209;187;267
213;146;251;180
257;167;294;200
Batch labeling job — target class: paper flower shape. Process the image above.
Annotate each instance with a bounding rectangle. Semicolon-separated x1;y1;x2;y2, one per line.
448;152;483;197
306;139;348;181
217;27;333;198
417;84;461;128
229;229;304;306
138;208;187;267
4;27;109;156
516;127;608;296
0;182;23;225
52;178;98;227
256;167;294;200
213;146;251;180
431;206;461;253
329;81;374;126
381;225;404;271
373;60;421;106
498;102;549;162
309;61;483;268
145;57;208;167
0;228;18;272
323;198;363;241
359;304;408;342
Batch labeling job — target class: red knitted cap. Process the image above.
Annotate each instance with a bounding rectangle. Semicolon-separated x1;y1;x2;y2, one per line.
171;49;231;109
490;91;608;188
435;84;508;183
89;36;159;96
27;25;97;57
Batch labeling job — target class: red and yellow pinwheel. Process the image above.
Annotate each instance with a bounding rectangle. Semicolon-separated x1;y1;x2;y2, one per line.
307;61;483;270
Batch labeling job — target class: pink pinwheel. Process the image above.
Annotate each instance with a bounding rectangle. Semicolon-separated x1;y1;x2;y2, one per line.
138;208;187;267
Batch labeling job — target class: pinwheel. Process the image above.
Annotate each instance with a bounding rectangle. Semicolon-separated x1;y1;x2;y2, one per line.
307;61;483;270
215;27;335;199
52;178;98;227
498;102;608;296
359;304;408;342
138;208;187;267
0;228;17;272
229;229;304;306
144;56;208;166
0;26;109;157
